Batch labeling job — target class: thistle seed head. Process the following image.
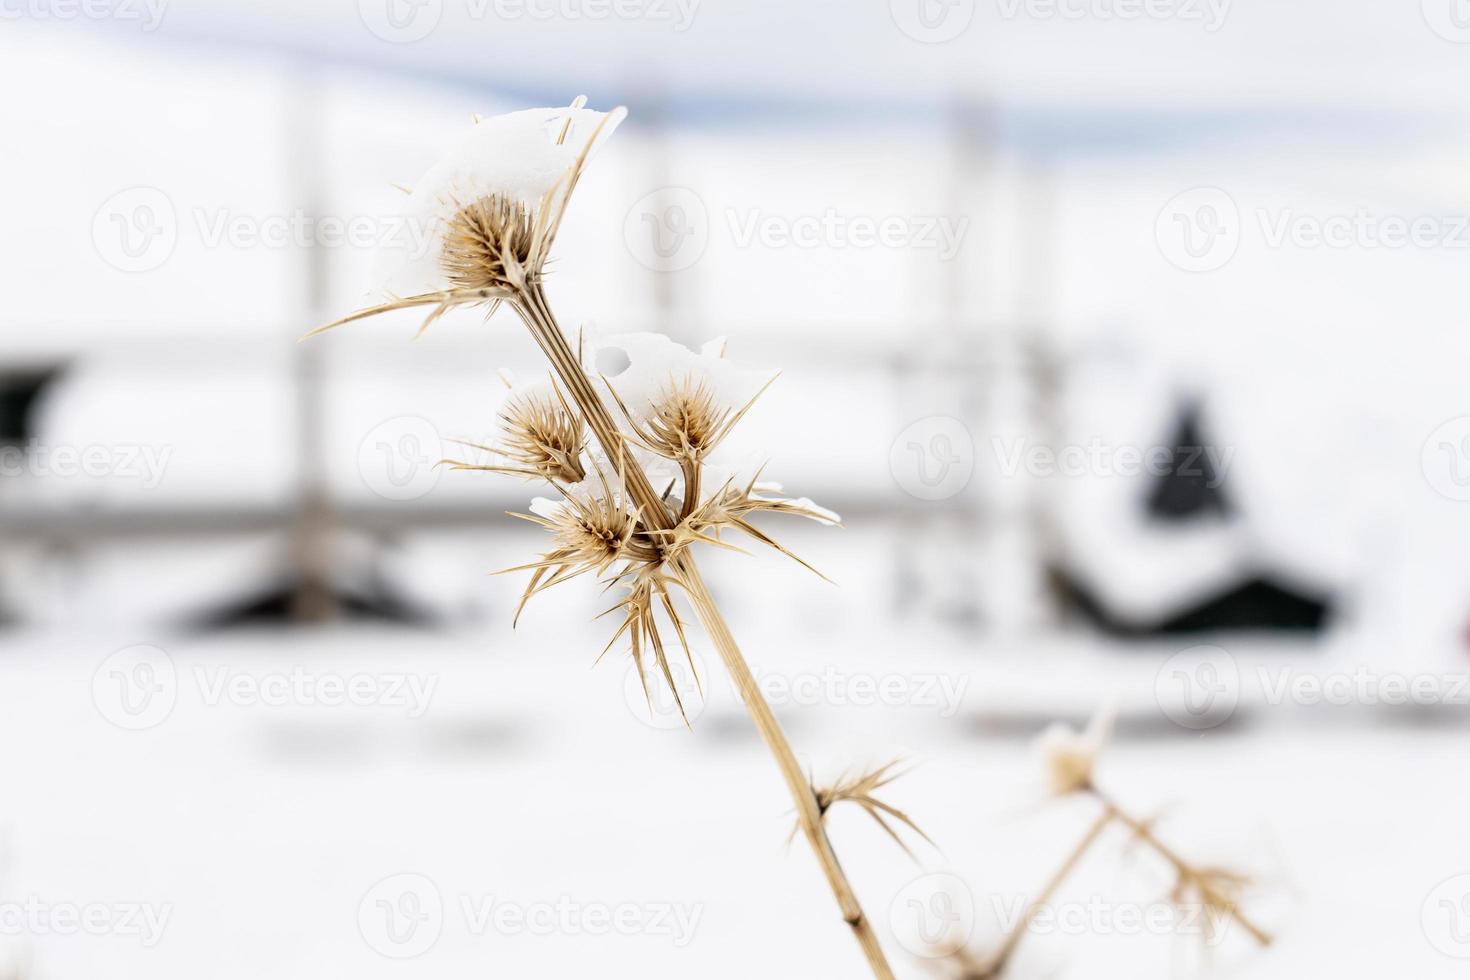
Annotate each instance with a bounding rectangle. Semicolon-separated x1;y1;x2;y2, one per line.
644;376;727;459
605;370;777;465
1037;705;1114;796
499;388;587;484
442;194;540;295
542;492;641;571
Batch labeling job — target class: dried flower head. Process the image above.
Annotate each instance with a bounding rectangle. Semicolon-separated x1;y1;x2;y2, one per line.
611;372;774;464
441;193;539;296
306;97;625;340
509;493;637;601
444;380;587;484
594;333;775;467
1037;705;1114;796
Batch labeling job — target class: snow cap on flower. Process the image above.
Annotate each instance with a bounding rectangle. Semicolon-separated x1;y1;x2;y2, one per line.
589;331;775;458
1037;704;1115;796
373;101;625;300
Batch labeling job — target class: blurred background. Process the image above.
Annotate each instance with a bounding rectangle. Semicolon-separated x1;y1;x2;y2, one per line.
2;2;1470;978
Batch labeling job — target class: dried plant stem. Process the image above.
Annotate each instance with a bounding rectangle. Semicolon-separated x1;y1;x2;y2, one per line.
1086;787;1272;947
678;458;701;521
982;807;1114;977
514;284;897;980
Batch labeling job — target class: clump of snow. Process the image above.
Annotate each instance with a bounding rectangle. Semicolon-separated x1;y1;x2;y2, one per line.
372;105;626;300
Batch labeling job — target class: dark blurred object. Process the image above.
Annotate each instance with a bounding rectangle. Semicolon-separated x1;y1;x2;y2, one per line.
1146;401;1232;522
186;515;436;630
1050;395;1333;635
0;366;66;628
1052;567;1332;637
0;367;63;447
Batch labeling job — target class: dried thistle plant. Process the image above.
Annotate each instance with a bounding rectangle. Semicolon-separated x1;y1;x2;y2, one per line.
310;97;908;979
1039;707;1274;949
930;710;1273;979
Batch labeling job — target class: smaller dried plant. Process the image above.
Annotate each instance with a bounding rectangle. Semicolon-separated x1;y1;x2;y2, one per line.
940;708;1274;979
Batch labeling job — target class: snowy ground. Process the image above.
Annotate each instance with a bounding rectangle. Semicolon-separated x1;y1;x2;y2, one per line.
0;619;1464;980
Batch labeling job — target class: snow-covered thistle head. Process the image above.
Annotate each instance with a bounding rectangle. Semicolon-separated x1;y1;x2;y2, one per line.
596;332;775;475
1037;706;1114;796
308;97;625;339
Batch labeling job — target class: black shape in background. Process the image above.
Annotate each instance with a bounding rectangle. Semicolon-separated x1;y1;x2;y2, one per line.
1049;566;1332;638
0;367;65;447
1145;401;1232;522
